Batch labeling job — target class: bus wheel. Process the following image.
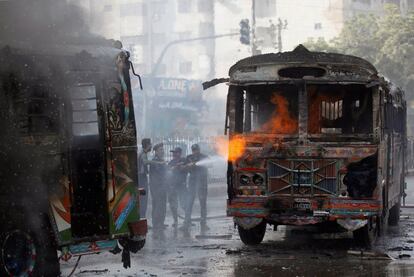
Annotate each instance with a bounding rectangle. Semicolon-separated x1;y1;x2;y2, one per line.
238;221;266;245
388;200;401;226
353;217;378;248
0;218;60;276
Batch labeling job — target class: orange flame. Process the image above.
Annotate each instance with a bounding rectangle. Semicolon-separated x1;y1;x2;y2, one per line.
215;136;247;162
261;93;298;134
214;94;296;162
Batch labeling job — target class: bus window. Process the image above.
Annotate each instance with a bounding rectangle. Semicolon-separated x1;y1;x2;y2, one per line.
308;84;373;135
70;85;99;136
242;84;299;134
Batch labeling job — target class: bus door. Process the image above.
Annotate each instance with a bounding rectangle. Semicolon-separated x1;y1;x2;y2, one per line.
69;83;109;238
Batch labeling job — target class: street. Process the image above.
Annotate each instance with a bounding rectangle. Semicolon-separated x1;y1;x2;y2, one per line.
60;176;414;277
2;1;414;277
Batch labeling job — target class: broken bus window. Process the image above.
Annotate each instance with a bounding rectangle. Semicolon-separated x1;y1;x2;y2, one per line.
308;84;373;135
238;84;299;134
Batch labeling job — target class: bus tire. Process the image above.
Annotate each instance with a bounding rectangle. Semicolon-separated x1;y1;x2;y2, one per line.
0;215;60;277
353;217;378;248
388;200;401;226
238;221;266;245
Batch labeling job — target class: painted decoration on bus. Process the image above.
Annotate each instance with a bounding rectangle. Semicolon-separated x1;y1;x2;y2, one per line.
107;53;136;146
107;151;140;234
49;175;72;243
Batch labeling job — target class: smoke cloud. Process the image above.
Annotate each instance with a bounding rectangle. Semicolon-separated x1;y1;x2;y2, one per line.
0;0;109;47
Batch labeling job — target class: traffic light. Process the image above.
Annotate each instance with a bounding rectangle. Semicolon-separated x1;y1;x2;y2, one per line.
239;19;250;45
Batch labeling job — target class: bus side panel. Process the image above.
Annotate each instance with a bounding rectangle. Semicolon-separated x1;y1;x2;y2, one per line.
105;55;140;236
49;180;73;245
384;94;406;211
388;135;404;208
107;149;139;235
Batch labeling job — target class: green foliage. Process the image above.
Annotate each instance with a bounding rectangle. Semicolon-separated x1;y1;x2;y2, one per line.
303;37;338;53
304;4;414;99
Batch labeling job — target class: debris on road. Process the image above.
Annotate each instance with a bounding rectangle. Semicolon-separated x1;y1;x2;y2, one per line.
195;234;232;240
225;249;242;255
202;244;223;250
79;269;109;274
399;254;411;259
388;246;413;251
347;250;393;260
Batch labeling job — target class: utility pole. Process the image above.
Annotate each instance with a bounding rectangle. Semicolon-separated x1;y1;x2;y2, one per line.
142;0;154;137
251;0;260;55
276;18;288;52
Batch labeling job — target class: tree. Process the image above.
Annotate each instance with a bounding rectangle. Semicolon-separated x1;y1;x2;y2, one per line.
304;4;414;100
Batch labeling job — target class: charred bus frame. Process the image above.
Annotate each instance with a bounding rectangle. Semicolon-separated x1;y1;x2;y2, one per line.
0;42;146;276
213;45;406;247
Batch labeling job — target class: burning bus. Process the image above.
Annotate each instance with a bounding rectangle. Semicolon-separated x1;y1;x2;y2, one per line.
207;45;406;247
0;41;146;276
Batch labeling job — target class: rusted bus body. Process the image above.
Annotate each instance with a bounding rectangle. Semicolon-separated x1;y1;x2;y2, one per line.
225;46;406;245
0;42;147;275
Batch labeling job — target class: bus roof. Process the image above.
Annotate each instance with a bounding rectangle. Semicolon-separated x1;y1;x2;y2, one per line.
229;45;378;84
0;40;123;60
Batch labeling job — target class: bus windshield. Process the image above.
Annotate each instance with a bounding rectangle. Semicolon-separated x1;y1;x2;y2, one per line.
243;84;299;135
307;84;373;135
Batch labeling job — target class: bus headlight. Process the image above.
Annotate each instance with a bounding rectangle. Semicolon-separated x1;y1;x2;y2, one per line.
240;174;250;186
253;174;264;186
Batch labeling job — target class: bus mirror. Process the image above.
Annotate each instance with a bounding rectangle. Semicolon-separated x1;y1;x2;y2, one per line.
202;78;229;90
129;62;143;90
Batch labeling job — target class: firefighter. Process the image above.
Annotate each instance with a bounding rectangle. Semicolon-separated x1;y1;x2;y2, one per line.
149;143;168;233
137;138;152;218
183;144;209;232
168;147;188;228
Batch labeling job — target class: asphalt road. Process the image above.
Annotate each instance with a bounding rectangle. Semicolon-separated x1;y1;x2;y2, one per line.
60;177;414;277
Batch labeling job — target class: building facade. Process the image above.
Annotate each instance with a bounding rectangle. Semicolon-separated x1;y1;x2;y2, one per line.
69;0;411;137
81;0;215;80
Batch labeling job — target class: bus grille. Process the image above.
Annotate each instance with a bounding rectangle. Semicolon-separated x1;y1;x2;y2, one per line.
267;159;338;195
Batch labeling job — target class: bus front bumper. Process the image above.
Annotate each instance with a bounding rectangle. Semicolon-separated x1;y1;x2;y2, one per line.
227;196;382;225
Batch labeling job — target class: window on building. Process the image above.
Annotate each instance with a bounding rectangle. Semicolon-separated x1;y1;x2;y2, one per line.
352;0;371;4
178;0;191;13
152;2;166;15
120;16;142;36
197;0;213;13
255;0;276;18
198;22;214;36
314;23;322;30
120;3;145;16
179;62;192;74
103;5;112;12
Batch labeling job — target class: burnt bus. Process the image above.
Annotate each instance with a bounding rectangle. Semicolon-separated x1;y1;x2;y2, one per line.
215;45;406;247
0;41;146;276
